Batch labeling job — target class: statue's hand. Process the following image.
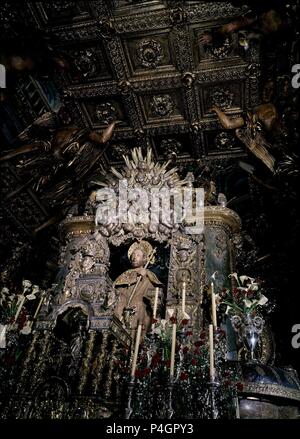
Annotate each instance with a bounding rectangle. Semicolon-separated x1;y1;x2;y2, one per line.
138;268;147;277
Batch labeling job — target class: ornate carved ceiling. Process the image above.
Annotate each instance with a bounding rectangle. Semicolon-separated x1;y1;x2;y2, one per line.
28;1;257;166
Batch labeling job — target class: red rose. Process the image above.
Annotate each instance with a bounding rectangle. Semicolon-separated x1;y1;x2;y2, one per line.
182;346;189;354
152;318;158;324
170;316;177;324
135;369;143;378
181;319;189;326
232;288;239;296
236;382;244;392
191;359;197;366
180;372;188;381
186;331;193;336
194;340;204;347
200;331;206;339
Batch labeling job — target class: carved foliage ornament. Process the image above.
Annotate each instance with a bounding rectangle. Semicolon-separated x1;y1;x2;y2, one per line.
150;94;174;117
214;132;235;150
137;39;164;69
209;88;234;109
111;142;131;161
73;49;97;78
160;138;182;161
207;36;233;60
95;102;117;124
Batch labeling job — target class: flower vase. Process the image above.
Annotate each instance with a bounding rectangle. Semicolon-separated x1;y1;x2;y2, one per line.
230;314;264;361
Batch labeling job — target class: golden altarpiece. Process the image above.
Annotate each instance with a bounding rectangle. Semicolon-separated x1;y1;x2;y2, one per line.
1;149;299;420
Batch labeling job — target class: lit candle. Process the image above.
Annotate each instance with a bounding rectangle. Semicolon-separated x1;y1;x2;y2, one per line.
209;324;215;381
14;296;26;323
131;323;142;377
153;287;159;320
170;322;177;377
211;281;217;328
182;281;186;315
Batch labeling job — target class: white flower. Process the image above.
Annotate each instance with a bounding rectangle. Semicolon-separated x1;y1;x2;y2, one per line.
240;275;255;284
20;323;32;335
182;312;190;321
26;294;37;301
167;308;175;319
22;280;32;290
31;285;40;295
229;273;238;282
225;305;232;315
1;287;9;295
258;294;268;306
243;298;254;308
160;319;167;331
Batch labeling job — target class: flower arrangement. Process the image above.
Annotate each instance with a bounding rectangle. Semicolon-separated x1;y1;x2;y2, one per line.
218;273;268;317
0;280;42;349
118;314;243;419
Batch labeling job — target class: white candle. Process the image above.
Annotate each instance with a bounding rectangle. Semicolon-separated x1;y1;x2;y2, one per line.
14;296;26;322
32;294;45;321
182;282;186;315
131;323;142;377
153;287;159;319
209;324;215;381
170;322;177;377
211;281;217;328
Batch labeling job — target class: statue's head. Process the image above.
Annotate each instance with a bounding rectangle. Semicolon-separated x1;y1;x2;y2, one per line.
128;240;154;268
130;248;147;268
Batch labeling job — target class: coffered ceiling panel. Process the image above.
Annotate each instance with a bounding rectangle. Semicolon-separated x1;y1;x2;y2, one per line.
122;32;176;76
65;43;113;84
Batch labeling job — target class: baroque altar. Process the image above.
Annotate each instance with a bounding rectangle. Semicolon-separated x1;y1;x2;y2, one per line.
0;148;299;419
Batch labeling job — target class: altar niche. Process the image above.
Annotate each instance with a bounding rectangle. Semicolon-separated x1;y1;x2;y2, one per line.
109;240;169;338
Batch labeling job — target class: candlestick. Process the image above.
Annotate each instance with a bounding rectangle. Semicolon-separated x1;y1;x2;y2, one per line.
211;281;217;328
170;322;177;377
131;323;142;377
14;296;26;323
153;287;159;319
209;324;215;381
182;281;186;315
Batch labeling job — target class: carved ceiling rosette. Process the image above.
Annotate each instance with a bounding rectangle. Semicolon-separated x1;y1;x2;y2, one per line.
95;102;117;125
72;49;97;78
111;142;131;161
209;87;234;109
214;131;235;150
136;39;164;69
150;94;175;118
160;138;182;161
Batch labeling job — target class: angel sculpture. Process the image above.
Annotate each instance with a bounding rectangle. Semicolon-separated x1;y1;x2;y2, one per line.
211;104;277;173
0;112;116;225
